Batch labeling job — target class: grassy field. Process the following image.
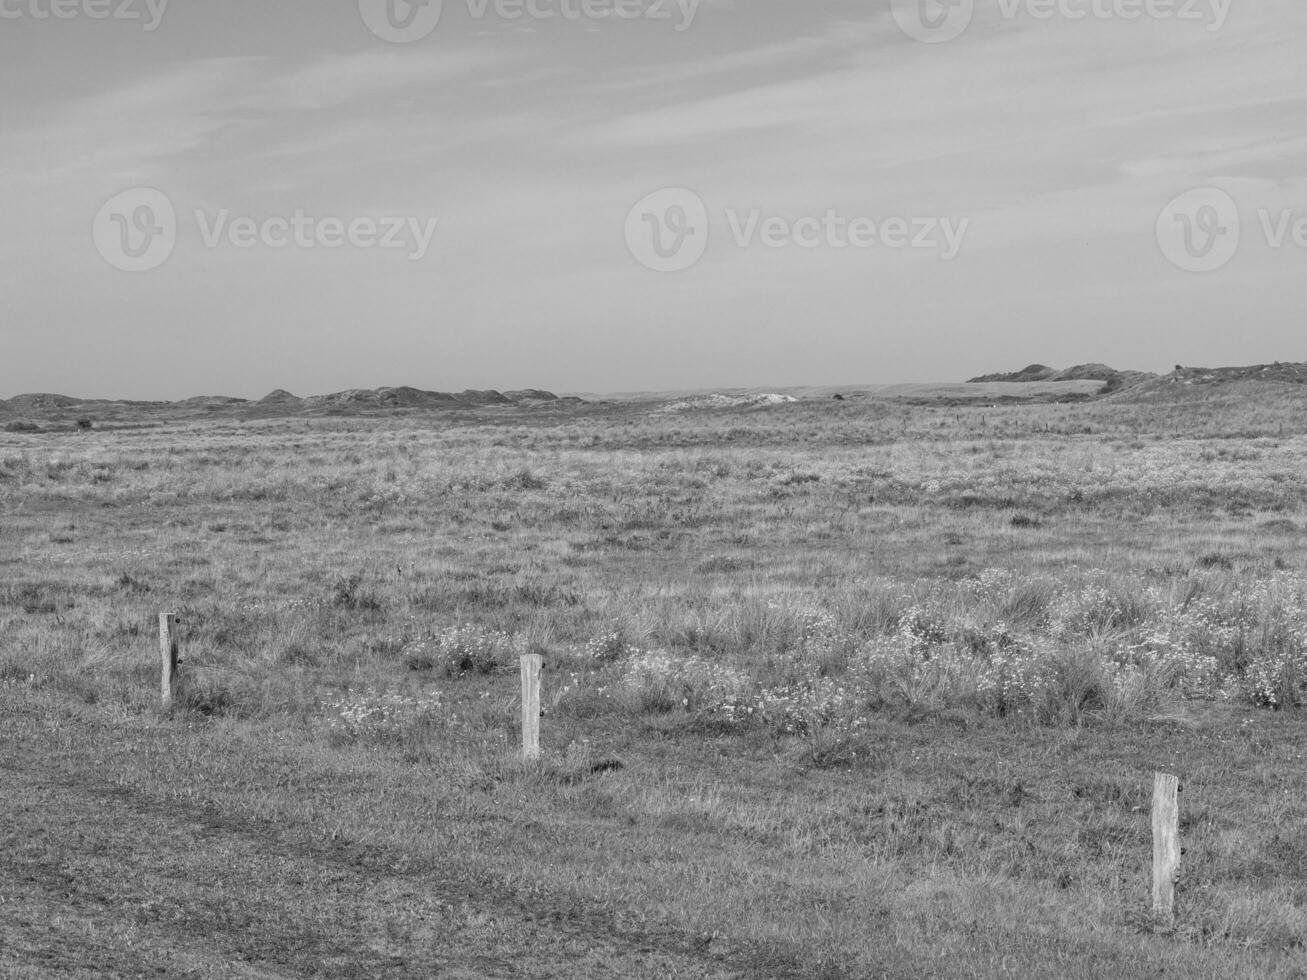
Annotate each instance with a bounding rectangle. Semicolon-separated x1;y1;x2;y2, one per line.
2;384;1307;978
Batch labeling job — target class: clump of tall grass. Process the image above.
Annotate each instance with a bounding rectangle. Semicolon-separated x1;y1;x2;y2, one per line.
329;571;383;612
568;575;1307;737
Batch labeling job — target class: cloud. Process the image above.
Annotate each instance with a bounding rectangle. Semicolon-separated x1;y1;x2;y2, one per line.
2;46;508;190
241;48;504;112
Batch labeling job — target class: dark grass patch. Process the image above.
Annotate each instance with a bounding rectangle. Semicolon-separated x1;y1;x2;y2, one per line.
1;582;76;615
696;554;755;574
329;572;384;612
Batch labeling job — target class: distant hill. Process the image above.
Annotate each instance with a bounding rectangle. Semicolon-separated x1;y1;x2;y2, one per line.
1107;361;1307;402
1168;362;1307;385
0;386;577;423
175;396;251;408
965;360;1307;404
1049;363;1118;382
656;392;798;413
6;393;81;411
966;363;1158;393
259;389;302;405
298;388;563;410
967;364;1057;383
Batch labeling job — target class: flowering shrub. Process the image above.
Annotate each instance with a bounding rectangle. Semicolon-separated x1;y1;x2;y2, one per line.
746;677;866;735
354;484;414;516
1120;578;1307;707
614;645;868;736
584;627;640;664
795;606;838;645
421;574;1307;744
1240;649;1307;708
403;625;520;677
620;650;753;714
1128;610;1224;700
894;604;950;649
1048;583;1145;636
322;688;442;739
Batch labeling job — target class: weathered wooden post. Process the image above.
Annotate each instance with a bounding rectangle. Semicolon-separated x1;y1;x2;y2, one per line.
520;654;542;760
1152;772;1180;923
159;612;181;712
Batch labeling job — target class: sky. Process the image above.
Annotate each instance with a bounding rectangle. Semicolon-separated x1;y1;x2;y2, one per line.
1;0;1305;400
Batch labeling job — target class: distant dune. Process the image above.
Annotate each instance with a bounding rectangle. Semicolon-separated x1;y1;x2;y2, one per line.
6;363;1307;427
965;362;1156;388
295;388;568;410
656;393;798;413
259;389;301;405
969;360;1307;400
0;386;571;412
1106;362;1307;403
0;386;578;428
966;364;1059;383
1167;362;1307;385
5;393;82;411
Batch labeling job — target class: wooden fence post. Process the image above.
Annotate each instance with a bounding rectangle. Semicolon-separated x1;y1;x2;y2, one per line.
520;654;542;760
159;613;180;712
1152;772;1180;922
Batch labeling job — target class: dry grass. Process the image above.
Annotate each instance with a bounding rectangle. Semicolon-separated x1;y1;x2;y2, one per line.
2;387;1307;977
